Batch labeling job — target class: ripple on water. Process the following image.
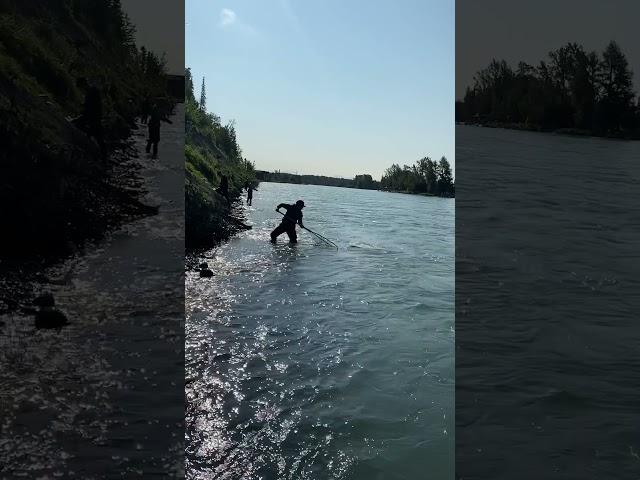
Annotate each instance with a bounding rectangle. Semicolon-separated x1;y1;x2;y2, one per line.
186;182;454;479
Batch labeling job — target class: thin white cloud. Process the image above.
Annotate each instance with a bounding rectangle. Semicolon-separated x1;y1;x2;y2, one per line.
219;8;237;27
218;7;259;37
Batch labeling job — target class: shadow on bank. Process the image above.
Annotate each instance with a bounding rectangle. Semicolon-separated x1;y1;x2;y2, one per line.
0;1;183;266
0;1;183;325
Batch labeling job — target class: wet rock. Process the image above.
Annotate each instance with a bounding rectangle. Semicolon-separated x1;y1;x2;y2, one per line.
33;293;55;307
199;268;213;278
35;309;69;329
198;262;208;269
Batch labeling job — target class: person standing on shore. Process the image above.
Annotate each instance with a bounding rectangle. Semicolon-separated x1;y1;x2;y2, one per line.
271;200;305;243
146;102;172;159
246;185;253;206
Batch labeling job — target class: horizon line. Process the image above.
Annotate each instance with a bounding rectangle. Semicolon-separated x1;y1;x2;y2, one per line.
256;168;381;181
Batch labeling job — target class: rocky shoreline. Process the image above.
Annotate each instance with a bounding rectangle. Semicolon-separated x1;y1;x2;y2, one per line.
0;124;164;320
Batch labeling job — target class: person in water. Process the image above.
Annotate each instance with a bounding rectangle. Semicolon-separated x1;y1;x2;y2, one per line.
246;185;253;206
146;101;172;159
271;200;305;243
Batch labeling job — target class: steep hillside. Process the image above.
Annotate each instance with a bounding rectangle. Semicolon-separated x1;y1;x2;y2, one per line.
0;0;171;261
185;68;257;249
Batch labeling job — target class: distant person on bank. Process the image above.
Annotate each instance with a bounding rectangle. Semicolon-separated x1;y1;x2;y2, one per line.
146;102;172;159
246;186;253;206
271;200;305;243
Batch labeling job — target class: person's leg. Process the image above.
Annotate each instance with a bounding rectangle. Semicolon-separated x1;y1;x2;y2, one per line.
286;226;297;243
151;128;160;158
270;223;287;242
147;125;155;153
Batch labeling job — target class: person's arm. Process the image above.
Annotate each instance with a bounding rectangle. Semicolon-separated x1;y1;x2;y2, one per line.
298;212;304;228
276;203;287;211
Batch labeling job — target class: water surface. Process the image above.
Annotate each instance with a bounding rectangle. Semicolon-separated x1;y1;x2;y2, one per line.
186;182;454;479
456;125;640;479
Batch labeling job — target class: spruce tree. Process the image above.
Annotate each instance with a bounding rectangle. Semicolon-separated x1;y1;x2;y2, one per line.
199;77;206;111
437;157;453;196
598;41;635;129
185;68;195;103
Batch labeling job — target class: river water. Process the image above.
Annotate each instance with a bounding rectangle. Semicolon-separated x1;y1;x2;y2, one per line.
456;125;640;479
186;182;454;479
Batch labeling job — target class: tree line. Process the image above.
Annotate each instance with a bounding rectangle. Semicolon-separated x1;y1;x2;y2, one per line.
255;171;380;190
380;157;454;197
257;158;455;197
456;41;639;137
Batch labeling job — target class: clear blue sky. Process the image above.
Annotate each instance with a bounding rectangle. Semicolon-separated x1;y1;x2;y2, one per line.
186;0;454;180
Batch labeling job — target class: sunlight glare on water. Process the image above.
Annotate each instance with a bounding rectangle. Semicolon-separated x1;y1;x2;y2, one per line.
185;182;454;479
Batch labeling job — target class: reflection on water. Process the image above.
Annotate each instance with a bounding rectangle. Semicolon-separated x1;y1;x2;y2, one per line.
186;182;454;479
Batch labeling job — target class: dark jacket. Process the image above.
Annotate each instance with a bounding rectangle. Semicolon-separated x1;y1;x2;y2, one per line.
278;203;303;225
148;105;172;141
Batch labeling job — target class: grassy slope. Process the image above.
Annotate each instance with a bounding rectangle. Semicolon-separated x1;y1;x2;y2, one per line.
185;95;257;249
0;1;168;261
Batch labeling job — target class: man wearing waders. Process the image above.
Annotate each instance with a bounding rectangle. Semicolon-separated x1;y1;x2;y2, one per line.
271;200;305;243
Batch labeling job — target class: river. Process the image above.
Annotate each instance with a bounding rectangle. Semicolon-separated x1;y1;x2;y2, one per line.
186;182;454;479
456;125;640;479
